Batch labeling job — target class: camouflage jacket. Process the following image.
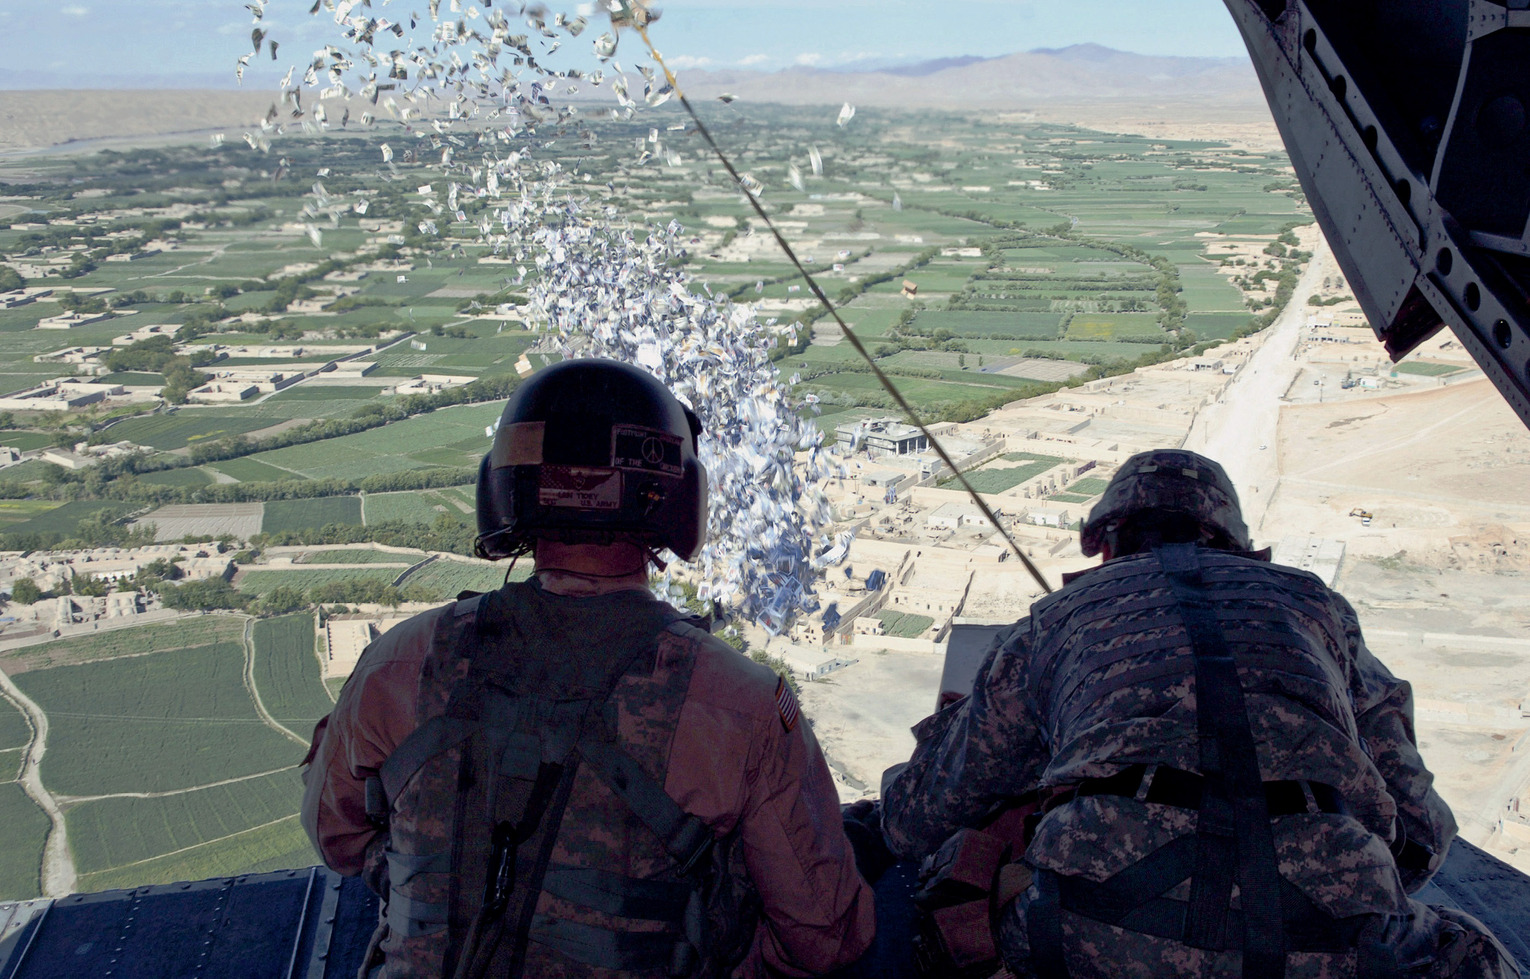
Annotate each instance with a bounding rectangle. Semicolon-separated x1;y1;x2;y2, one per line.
882;546;1456;921
302;581;873;977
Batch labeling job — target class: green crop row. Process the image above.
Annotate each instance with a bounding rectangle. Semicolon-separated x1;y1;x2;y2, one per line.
1;615;247;675
0;783;48;900
262;496;363;534
75;814;315;893
238;567;398;596
67;768;304;876
13;642;301;796
877;611;935;638
300;549;420;564
251;614;335;732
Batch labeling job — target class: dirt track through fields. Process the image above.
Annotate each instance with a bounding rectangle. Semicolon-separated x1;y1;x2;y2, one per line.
242;619;307;747
0;669;76;896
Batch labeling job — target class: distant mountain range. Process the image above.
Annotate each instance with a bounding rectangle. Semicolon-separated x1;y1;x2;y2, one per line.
0;44;1261;106
0;46;1268;154
677;44;1263;109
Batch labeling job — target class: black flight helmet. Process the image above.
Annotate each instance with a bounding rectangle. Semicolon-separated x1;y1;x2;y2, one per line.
475;358;708;561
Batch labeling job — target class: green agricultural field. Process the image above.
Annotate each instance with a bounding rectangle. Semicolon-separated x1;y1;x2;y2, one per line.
262;496;363;534
1185;313;1254;341
137;467;215;487
1066;477;1111;496
878;611;935;638
362;487;471;524
5;500;134;536
0;783;48;899
0;697;31;751
803;371;1020;409
247;402;501;482
399;559;524;600
1177;265;1246;312
0;615;247;674
238;567;399;596
98;372;166;386
943;452;1068;494
0;430;54;451
0;498;63;525
0;460;53;483
210;456;304;482
265;385;389;401
106;412;273;451
1393;361;1463;376
1065;313;1166;340
251;614;335;732
67;768;303;877
13;642;299;796
301;549;419;564
911;310;1065;337
75;814;315;893
1049;492;1091;503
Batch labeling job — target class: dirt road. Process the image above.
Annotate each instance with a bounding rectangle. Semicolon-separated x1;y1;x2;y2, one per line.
0;669;77;896
242;618;308;747
1182;237;1336;537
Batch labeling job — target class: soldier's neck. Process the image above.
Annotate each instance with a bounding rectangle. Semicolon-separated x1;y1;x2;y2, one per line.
533;540;651;597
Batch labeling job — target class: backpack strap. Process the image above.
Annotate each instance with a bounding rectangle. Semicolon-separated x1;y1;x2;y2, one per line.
1020;545;1290;978
369;594;493;822
578;737;717;874
1157;543;1285;978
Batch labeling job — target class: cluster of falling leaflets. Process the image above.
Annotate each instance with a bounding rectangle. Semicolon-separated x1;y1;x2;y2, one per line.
241;0;858;632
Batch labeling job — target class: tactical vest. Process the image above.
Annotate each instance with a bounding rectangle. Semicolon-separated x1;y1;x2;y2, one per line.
919;545;1419;979
368;582;759;979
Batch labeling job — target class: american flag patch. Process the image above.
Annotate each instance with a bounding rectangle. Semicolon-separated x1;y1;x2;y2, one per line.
775;677;799;733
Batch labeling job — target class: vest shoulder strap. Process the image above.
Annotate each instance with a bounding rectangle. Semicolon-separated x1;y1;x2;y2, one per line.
578;735;716;874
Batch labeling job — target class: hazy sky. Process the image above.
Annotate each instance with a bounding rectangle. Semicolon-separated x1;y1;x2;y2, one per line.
0;0;1250;88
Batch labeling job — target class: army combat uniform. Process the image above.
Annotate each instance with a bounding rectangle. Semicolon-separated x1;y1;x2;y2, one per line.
882;545;1514;978
303;580;873;978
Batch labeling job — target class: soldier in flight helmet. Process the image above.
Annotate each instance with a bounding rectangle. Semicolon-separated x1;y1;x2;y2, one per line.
881;448;1515;978
473;358;708;563
302;359;873;978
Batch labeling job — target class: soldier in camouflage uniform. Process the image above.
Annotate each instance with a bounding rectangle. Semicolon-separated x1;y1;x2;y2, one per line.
882;449;1516;978
302;360;873;978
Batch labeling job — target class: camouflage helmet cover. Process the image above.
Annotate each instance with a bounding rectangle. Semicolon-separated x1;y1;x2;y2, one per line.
1079;449;1251;557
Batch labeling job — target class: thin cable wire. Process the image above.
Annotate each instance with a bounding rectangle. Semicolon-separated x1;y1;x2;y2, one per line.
635;25;1052;594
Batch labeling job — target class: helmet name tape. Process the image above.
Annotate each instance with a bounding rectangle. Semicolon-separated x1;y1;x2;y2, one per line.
610;425;683;476
491;421;546;467
538;466;623;510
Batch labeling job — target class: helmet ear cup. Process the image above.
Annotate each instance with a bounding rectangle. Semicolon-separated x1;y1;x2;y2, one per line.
474;452;519;560
665;457;708;562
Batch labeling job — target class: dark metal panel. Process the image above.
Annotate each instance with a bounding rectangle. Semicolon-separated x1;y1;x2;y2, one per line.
1224;0;1530;429
1418;838;1530;972
0;870;379;979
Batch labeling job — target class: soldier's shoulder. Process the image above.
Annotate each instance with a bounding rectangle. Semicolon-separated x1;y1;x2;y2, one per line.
661;624;781;716
354;600;458;667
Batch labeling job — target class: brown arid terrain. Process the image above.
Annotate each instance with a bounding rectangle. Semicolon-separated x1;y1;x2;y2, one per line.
0;90;273;156
794;230;1530;873
0;47;1273;155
